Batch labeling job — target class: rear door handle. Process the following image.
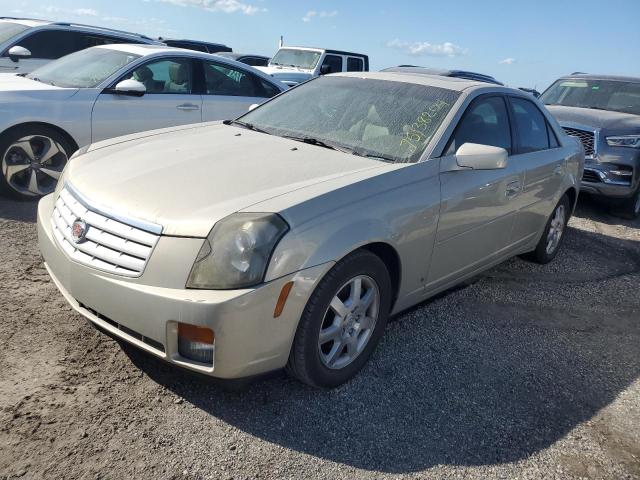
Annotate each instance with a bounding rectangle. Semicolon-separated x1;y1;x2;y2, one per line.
554;165;563;176
177;103;200;111
506;181;521;198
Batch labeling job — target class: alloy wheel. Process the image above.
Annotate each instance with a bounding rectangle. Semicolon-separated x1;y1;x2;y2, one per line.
2;135;68;197
318;275;380;370
546;204;566;255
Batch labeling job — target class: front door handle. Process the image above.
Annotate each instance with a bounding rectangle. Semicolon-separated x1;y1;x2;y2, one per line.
506;181;521;198
177;103;200;111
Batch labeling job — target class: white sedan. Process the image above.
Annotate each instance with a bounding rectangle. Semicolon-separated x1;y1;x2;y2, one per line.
0;44;286;198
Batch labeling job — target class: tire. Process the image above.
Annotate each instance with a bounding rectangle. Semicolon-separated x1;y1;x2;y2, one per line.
521;194;571;264
0;125;76;200
286;249;392;388
613;188;640;220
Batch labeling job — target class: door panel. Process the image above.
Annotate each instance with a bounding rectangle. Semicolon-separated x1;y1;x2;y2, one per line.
508;97;565;244
428;160;522;286
91;57;202;143
428;94;526;287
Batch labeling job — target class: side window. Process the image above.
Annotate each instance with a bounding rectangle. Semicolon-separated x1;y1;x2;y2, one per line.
14;30;86;59
447;96;512;154
547;122;560;148
259;78;281;98
510;97;550;153
126;58;193;94
203;61;269;97
321;54;343;74
347;57;364;72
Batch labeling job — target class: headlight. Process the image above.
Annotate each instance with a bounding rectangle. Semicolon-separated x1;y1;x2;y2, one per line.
186;213;289;289
606;135;640;148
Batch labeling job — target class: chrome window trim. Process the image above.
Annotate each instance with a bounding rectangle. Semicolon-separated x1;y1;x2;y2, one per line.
65;181;163;235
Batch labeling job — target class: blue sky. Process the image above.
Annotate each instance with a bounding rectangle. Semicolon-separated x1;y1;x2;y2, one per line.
2;0;639;90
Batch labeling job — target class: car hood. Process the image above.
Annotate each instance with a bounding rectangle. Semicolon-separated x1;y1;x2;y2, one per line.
0;74;78;99
65;123;386;237
546;105;640;132
256;66;313;85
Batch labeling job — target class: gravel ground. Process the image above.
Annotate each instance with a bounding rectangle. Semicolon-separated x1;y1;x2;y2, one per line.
0;194;639;480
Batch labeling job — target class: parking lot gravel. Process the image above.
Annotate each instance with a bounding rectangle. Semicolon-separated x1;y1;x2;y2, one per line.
0;194;638;480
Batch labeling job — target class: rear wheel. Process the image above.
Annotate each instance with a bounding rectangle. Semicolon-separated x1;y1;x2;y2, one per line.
0;126;75;199
521;194;571;264
287;250;392;388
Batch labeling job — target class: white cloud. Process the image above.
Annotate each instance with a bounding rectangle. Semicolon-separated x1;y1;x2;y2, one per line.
499;57;516;65
73;8;99;16
387;39;467;57
155;0;264;15
43;6;99;17
303;10;338;22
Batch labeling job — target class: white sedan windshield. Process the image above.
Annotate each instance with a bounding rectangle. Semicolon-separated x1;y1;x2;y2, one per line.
240;76;460;162
27;48;141;88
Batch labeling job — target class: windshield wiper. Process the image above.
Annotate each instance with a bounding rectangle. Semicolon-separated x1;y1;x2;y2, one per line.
28;76;56;86
281;135;354;154
223;119;271;135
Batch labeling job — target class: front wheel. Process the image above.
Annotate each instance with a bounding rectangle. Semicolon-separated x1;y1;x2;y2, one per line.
287;250;392;388
0;126;75;199
521;194;571;264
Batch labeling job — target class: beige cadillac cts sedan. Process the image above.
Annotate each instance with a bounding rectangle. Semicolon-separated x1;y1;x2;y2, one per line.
38;72;584;388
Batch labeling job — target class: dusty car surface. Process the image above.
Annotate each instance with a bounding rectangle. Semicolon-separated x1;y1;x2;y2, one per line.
37;72;584;388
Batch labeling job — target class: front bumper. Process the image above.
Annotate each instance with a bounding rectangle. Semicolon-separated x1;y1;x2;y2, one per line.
580;162;638;199
38;194;333;379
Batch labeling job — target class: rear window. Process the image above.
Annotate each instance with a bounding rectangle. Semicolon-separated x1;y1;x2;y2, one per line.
347;57;364;72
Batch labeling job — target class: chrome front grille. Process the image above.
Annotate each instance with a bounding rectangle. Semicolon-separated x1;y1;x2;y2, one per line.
51;186;160;277
562;127;595;157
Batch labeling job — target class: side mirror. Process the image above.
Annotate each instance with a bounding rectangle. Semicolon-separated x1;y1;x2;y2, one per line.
110;79;146;97
455;143;508;170
8;45;31;62
320;64;331;75
248;103;259;112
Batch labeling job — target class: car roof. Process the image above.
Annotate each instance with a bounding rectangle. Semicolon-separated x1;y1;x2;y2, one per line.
381;66;503;85
217;52;268;59
559;73;640;83
0;17;159;43
333;71;516;93
0;17;52;27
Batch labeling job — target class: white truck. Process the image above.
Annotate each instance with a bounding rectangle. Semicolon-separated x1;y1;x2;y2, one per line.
257;46;369;87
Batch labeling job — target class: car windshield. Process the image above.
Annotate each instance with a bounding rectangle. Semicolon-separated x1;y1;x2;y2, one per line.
270;49;321;69
26;48;141;88
0;21;29;44
238;76;460;163
541;79;640;116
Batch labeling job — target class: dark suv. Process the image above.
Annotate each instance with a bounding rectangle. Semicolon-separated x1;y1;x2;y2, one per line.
541;74;640;217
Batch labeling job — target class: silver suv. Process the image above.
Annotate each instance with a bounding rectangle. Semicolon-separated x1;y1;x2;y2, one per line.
541;74;640;218
0;17;162;74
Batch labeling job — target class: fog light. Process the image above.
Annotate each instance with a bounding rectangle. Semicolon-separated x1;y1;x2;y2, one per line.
178;323;214;364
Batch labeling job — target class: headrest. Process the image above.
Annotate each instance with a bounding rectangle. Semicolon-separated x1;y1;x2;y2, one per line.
169;63;189;84
133;66;152;82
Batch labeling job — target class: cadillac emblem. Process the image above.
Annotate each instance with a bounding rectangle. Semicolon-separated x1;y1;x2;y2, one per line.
71;218;88;243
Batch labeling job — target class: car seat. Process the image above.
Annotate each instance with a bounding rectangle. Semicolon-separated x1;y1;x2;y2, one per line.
165;63;190;93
